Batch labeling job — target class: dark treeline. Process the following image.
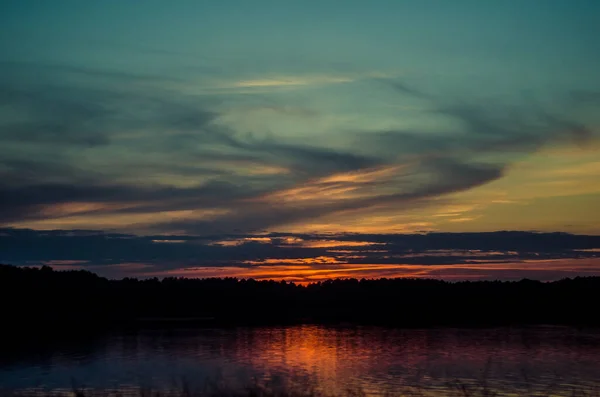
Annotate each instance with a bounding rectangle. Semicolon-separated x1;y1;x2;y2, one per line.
2;264;599;332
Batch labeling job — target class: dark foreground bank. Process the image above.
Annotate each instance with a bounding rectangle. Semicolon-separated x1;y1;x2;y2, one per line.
3;383;600;397
2;264;600;331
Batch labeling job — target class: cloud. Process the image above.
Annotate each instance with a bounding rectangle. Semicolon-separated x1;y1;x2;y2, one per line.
0;83;113;147
0;61;595;235
0;63;386;231
0;61;219;149
222;71;395;90
2;228;600;282
568;90;600;106
229;75;354;88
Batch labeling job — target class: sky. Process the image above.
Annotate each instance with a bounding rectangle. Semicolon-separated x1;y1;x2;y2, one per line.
1;1;600;282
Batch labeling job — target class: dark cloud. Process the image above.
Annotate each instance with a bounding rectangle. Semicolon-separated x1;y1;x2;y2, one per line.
0;83;114;147
0;179;272;224
567;90;600;106
381;78;432;100
1;228;599;280
0;61;219;150
0;60;184;85
260;142;380;175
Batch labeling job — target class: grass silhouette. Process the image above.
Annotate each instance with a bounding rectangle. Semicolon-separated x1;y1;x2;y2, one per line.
3;376;600;397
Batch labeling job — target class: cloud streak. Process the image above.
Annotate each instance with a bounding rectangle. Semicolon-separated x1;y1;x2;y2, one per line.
0;59;597;236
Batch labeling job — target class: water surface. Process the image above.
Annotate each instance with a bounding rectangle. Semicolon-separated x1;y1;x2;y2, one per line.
2;325;600;395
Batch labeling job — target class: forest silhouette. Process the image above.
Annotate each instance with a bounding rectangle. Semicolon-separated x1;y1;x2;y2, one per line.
2;264;599;333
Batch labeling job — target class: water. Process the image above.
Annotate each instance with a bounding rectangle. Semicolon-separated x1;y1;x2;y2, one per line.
1;325;600;396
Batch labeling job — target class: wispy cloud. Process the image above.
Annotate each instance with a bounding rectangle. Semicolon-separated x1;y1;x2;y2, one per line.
220;71;395;90
230;75;353;88
0;59;598;235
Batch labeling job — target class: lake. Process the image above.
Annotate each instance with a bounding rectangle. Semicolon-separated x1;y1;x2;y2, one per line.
1;325;600;396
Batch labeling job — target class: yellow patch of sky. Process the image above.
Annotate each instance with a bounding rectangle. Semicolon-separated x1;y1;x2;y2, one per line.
283;219;434;235
429;142;600;233
277;140;600;234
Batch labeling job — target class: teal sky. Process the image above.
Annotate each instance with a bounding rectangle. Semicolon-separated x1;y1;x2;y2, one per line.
1;1;600;280
4;1;599;95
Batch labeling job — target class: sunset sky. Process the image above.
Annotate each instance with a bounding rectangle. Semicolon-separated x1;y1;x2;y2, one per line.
1;1;599;282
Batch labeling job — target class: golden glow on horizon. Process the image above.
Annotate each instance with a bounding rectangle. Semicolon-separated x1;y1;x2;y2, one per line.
137;257;600;285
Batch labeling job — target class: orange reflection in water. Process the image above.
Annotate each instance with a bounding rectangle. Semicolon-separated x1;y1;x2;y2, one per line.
222;325;413;394
201;325;600;396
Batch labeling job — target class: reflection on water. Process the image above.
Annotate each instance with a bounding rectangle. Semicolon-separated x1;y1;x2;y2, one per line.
1;326;600;396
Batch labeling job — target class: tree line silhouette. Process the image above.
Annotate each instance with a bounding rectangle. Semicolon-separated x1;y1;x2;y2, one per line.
2;264;599;332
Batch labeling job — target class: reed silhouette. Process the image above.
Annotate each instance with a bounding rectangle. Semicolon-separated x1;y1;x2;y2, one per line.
2;376;600;397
